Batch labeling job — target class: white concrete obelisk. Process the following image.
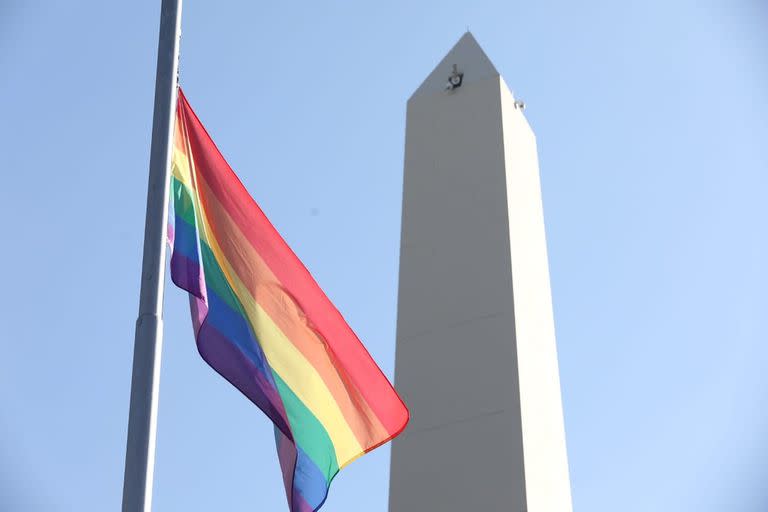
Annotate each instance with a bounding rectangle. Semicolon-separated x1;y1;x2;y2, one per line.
389;33;572;512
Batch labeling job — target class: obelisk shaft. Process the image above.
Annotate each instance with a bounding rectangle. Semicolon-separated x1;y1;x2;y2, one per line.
389;33;572;512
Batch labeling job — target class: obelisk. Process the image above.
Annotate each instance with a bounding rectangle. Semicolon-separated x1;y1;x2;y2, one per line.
389;33;572;511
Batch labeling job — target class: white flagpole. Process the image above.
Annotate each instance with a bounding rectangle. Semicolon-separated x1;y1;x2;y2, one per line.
122;0;182;510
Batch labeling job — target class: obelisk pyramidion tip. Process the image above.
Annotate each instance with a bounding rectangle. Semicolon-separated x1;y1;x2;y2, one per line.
410;32;499;100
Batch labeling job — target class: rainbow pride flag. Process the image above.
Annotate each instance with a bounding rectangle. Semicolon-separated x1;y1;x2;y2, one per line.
168;89;409;511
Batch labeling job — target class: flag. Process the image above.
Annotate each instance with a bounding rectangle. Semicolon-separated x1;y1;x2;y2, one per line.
167;88;409;511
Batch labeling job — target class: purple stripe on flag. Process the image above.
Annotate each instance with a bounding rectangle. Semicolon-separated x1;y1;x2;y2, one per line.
189;296;207;337
274;428;330;512
276;427;297;500
292;492;314;512
170;251;205;300
196;318;291;438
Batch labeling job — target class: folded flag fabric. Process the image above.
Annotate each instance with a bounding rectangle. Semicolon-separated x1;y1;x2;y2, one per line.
168;88;409;511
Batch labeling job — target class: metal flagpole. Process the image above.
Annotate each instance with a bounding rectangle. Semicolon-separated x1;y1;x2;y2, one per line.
122;0;182;510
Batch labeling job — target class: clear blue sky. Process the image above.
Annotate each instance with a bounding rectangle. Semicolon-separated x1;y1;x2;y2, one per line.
1;1;767;510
